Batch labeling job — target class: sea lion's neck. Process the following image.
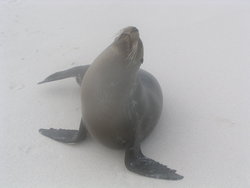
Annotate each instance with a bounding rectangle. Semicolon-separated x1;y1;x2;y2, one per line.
96;63;138;102
90;43;139;95
81;37;142;111
82;61;137;109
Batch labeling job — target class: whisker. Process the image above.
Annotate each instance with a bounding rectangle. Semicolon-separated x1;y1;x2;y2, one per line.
127;41;139;64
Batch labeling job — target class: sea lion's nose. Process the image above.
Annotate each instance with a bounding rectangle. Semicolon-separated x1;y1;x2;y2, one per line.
131;27;138;33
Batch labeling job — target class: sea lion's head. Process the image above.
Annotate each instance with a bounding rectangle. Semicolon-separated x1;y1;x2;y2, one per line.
114;26;144;67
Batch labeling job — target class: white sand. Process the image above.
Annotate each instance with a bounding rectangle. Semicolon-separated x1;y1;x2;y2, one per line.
1;0;250;187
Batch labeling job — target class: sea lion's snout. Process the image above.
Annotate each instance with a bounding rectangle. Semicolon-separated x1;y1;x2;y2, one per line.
116;26;140;42
122;26;139;33
123;26;139;40
114;26;143;67
130;27;138;33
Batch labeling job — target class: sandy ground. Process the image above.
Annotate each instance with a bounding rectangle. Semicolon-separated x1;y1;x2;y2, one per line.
1;0;250;187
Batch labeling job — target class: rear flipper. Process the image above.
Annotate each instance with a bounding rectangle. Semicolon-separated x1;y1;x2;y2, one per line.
39;119;87;143
38;65;89;85
125;145;184;180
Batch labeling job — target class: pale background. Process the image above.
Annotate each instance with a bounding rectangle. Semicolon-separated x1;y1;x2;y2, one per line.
1;0;250;187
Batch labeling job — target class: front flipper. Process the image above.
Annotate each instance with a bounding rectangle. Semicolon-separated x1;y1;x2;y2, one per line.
38;65;89;85
125;145;184;180
39;120;87;143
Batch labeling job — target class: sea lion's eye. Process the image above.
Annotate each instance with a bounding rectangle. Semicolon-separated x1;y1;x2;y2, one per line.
140;58;143;63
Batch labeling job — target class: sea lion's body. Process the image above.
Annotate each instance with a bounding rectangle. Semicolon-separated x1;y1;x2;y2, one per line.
39;26;183;180
81;43;162;148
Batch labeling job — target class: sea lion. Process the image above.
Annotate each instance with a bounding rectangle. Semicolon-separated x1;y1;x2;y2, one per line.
39;26;183;180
